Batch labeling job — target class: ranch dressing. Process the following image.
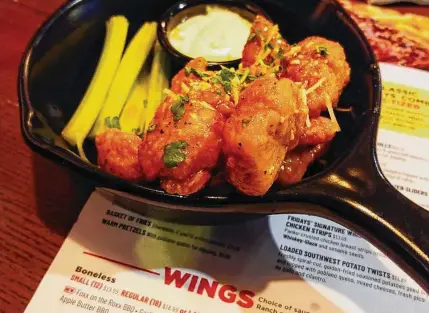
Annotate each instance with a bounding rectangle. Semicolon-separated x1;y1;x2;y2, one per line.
168;6;252;62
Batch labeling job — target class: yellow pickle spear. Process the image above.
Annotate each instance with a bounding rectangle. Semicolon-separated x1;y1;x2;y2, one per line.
89;21;158;138
61;15;129;161
119;67;150;135
141;40;171;135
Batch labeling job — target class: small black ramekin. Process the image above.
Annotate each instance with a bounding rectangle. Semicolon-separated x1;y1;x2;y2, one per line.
157;0;269;69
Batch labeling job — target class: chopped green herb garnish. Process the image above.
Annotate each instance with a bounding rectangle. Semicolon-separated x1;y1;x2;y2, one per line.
220;66;235;82
104;116;121;129
163;140;188;168
316;46;329;56
170;95;188;121
216;66;236;94
185;67;207;78
212;66;256;94
222;81;232;94
212;76;231;93
143;99;148;108
277;47;285;58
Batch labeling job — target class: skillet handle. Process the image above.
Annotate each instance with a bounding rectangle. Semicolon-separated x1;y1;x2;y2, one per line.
302;122;429;292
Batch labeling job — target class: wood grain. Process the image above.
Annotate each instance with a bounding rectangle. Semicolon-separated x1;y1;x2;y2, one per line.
0;1;94;312
0;0;427;312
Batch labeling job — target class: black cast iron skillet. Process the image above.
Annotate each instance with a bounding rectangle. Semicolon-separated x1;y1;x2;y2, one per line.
18;0;429;292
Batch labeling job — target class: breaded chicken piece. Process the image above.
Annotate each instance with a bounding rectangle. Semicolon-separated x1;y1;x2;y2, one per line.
171;57;208;94
95;129;143;181
223;76;308;196
171;57;236;116
139;61;225;195
187;75;236;117
299;116;338;146
279;36;351;117
161;170;212;196
277;143;328;186
241;14;289;76
138;97;174;182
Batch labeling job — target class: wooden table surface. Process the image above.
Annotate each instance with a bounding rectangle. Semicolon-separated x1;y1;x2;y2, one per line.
0;0;428;312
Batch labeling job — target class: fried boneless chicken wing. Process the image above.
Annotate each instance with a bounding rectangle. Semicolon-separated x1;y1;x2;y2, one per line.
279;36;351;117
138;58;226;195
222;75;308;196
277;143;328;185
298;116;338;146
239;19;350;192
170;57;207;94
241;15;290;77
273;36;350;185
95;129;143;181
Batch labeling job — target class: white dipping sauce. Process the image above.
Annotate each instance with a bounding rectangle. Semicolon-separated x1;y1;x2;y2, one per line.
168;6;252;62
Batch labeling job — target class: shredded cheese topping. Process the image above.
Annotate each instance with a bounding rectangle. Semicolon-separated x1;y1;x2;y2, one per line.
231;76;241;104
335;106;353;112
324;93;341;132
266;25;279;44
300;88;311;128
306;78;326;95
200;82;212;90
256;25;278;61
257;59;269;75
199;101;215;111
284;45;301;58
239;68;249;83
163;88;176;98
261;48;272;60
181;83;190;93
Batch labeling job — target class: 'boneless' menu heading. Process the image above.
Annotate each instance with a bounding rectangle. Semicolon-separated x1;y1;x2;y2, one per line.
75;266;117;283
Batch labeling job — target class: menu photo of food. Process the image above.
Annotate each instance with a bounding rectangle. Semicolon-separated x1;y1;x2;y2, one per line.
339;0;429;70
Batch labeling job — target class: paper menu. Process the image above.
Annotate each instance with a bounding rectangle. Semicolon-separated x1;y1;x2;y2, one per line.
23;190;429;313
23;62;429;313
376;63;429;210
